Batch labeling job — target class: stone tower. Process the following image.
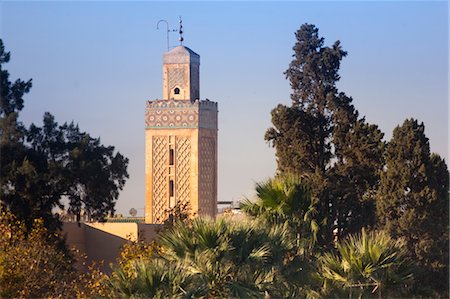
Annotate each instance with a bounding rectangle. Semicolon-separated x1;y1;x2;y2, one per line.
145;45;218;224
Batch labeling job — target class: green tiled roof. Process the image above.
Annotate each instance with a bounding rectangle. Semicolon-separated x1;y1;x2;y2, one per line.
105;217;145;223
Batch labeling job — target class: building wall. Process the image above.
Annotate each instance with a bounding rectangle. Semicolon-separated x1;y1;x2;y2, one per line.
145;128;199;223
198;127;218;218
144;103;218;223
61;222;160;268
163;63;200;100
146;46;216;224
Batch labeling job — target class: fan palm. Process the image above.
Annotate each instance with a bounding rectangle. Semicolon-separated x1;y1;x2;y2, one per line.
315;229;413;298
157;217;308;298
107;258;191;299
107;218;312;298
240;174;320;253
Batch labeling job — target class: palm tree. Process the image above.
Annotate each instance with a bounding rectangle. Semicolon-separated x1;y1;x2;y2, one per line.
240;175;320;253
314;229;413;298
157;217;301;298
107;258;191;299
106;217;312;297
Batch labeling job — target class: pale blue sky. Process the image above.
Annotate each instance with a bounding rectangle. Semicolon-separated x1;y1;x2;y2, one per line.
1;1;448;216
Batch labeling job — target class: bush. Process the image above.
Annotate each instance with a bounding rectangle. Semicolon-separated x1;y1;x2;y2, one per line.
0;206;78;298
107;218;312;298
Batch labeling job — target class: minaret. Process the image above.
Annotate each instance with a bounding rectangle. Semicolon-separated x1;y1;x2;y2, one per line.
145;45;218;224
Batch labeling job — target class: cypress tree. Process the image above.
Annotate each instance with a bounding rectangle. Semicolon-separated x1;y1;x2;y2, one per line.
265;24;384;243
376;118;449;295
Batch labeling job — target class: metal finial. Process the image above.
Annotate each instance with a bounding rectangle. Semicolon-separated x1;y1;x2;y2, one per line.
156;19;177;51
178;16;184;45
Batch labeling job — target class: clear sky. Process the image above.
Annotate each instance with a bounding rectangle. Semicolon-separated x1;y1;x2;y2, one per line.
1;1;448;217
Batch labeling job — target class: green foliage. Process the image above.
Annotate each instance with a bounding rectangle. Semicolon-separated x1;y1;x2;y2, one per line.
330;120;385;237
158;218;297;297
0;39;31;146
108;218;311;298
313;229;413;298
376;118;449;296
107;258;190;299
285;23;347;110
240;175;320;253
265;24;385;244
264;24;447;296
0;39;129;230
1;24;448;298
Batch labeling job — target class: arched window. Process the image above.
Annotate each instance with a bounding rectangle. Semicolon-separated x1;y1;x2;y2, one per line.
174;87;180;95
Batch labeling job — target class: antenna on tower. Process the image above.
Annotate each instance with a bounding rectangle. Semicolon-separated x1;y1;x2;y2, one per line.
178;16;184;45
156;19;177;51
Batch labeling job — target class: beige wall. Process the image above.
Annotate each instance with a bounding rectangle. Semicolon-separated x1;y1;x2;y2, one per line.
198;127;218;217
146;46;216;224
145;128;199;223
61;222;160;269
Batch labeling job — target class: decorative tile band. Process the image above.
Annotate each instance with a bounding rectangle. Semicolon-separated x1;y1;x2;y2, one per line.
146;99;218;130
146;99;218;109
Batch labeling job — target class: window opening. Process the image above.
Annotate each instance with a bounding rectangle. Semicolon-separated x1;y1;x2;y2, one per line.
169;149;174;165
169;180;174;197
174;87;180;95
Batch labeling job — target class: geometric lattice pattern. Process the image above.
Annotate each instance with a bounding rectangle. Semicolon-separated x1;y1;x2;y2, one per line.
147;108;199;128
146;46;218;224
199;109;218;130
168;67;184;90
175;137;191;206
199;137;216;216
190;64;199;99
152;136;168;223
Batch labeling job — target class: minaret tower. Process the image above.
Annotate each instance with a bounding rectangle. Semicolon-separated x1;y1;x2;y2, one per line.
145;40;218;223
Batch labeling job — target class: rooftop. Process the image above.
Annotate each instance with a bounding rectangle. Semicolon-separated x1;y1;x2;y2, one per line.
163;45;200;64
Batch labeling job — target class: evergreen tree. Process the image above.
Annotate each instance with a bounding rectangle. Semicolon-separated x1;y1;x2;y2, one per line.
0;39;129;230
376;118;449;296
265;24;384;243
330;119;385;238
0;39;31;187
0;39;36;226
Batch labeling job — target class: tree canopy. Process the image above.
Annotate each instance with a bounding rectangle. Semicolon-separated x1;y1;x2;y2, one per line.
0;39;129;230
265;24;385;243
1;23;448;298
376;118;449;295
265;25;448;296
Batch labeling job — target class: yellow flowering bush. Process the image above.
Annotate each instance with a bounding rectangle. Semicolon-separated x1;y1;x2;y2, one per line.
117;237;160;276
0;207;77;298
